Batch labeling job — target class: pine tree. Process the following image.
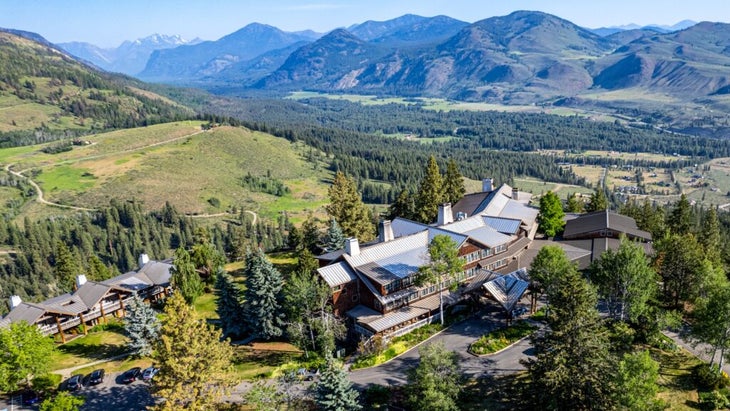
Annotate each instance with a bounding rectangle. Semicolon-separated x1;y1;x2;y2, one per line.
325;171;375;242
322;219;346;252
301;214;321;254
407;342;461;411
586;188;608;212
170;247;203;305
387;188;416;221
442;158;465;206
668;193;692;235
699;206;722;266
527;264;615;410
151;293;234;411
295;248;319;276
215;269;246;339
415;156;444;223
565;192;584;213
314;358;362;411
123;294;161;357
54;241;79;292
537;191;565;237
87;255;111;281
243;249;285;340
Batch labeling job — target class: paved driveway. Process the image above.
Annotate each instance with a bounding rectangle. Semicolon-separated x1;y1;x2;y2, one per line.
349;304;536;389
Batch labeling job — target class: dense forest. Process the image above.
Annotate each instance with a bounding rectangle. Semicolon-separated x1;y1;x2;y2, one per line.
0;200;289;314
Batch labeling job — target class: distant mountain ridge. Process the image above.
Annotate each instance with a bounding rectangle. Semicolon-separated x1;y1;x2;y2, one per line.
59;34;199;76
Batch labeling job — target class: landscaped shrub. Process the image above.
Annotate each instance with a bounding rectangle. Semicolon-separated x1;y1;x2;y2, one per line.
33;373;62;391
469;321;536;355
699;390;730;410
693;364;730;390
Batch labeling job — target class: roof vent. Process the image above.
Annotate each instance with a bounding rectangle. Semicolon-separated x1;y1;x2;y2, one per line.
456;212;467;221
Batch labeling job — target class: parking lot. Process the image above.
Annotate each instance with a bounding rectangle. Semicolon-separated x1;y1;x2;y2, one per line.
0;370;155;411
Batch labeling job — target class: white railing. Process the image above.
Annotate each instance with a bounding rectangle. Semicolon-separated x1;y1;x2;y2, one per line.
385;313;440;340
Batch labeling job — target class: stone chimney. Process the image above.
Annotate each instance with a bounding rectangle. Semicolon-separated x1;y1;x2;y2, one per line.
138;253;150;268
438;203;454;226
345;238;360;257
482;178;494;192
512;187;519;200
76;274;87;289
379;220;394;242
9;295;22;309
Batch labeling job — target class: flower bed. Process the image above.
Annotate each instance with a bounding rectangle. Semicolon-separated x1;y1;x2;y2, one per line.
469;321;536;356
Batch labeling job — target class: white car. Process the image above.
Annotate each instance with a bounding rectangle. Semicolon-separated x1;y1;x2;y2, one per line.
141;366;159;382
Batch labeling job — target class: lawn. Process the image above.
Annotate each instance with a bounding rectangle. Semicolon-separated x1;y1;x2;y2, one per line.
49;323;129;372
193;292;219;320
232;341;306;380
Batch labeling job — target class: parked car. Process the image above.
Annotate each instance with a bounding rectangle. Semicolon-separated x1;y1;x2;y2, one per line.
67;374;84;391
88;369;105;385
141;366;158;382
21;389;40;405
120;367;141;384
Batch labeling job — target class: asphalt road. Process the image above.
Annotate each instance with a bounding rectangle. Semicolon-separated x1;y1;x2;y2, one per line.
349;303;536;390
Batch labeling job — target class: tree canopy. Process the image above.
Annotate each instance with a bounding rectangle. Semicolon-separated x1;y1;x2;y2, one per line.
170;247;203;305
537;191;565;237
325;171;375;242
417;234;464;325
0;321;56;392
407;342;461;411
124;294;161;357
414;156;444;224
243;249;285;340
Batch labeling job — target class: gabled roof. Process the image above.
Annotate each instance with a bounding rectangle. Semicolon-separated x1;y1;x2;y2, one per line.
452;184;538;231
483;268;529;312
75;281;114;309
42;293;89;315
562;209;651;241
4;302;48;324
346;231;431;285
483;216;522;235
319;261;358;288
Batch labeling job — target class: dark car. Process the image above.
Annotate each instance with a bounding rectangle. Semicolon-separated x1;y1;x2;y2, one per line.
67;374;84;391
88;368;105;385
120;367;141;384
21;389;40;405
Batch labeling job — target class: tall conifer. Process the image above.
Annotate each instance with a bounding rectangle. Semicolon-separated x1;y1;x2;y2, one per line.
243;249;285;340
415;156;443;223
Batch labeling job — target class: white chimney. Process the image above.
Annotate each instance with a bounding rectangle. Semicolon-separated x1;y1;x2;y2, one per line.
437;203;454;226
9;295;22;309
379;220;394;242
345;238;360;257
512;187;519;200
76;274;87;288
138;253;150;268
482;178;494;192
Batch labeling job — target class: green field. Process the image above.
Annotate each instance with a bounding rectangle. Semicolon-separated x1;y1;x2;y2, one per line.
0;121;334;219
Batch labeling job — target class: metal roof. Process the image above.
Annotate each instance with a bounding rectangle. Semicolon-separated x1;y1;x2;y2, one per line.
350;292;456;333
483;268;529;312
462;226;513;248
4;302;48;324
75;281;113;308
138;261;173;285
391;218;429;238
42;293;89;315
483;216;522;235
103;270;154;291
318;262;358;287
563;209;652;241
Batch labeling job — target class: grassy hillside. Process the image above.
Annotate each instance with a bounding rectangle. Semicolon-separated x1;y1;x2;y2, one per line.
0;31;193;145
0;121;332;221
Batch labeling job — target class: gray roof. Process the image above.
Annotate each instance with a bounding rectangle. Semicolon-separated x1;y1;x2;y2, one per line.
42;293;89;315
349;292;457;333
346;231;431;285
483;268;529;312
137;261;173;285
75;281;114;308
483;216;522;235
318;262;358;287
4;302;48;324
562;210;651;241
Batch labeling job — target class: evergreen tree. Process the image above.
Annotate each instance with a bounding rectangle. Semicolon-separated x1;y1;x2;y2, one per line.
699;206;722;266
414;156;444;223
527;263;615;410
54;241;79;292
243;249;285;340
87;255;111;282
287;225;303;251
314;358;362;411
407;342;461;411
0;321;56;392
301;214;321;254
170;247;203;305
586;188;608;212
215;269;246;339
537;191;565;237
417;235;463;325
325;171;375;242
565;192;584;213
152;293;234;411
668;193;692;235
322;219;346;252
295;248;319;277
442;158;465;206
124;294;161;357
387;188;416;221
590;236;657;322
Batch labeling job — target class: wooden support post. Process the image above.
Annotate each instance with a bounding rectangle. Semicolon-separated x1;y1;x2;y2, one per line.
79;313;87;335
55;316;66;343
99;302;107;324
118;293;125;317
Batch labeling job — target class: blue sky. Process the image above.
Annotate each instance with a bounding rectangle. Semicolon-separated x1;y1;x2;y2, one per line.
1;0;727;47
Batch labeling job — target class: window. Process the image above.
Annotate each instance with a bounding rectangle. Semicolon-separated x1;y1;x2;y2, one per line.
351;293;359;302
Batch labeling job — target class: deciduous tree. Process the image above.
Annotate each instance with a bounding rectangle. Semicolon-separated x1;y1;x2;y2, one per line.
243;249;285;340
656;233;705;309
152;293;234;411
417;234;463;325
691;284;730;370
613;350;663;411
170;247;203;305
325;171;375;242
407;342;461;411
537;191;565;237
0;321;56;392
124;294;161;357
39;392;84;411
528;245;574;314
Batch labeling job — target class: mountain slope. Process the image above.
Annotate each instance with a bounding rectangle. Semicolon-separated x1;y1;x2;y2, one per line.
138;23;316;83
0;30;192;144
